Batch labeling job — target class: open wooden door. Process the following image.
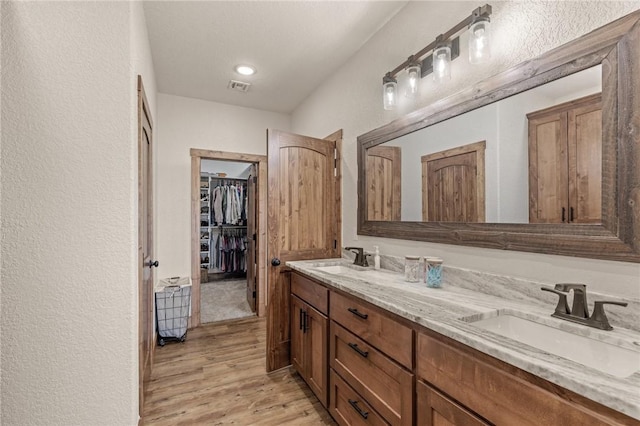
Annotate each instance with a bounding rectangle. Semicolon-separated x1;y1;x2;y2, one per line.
266;129;342;372
137;76;156;417
246;168;257;312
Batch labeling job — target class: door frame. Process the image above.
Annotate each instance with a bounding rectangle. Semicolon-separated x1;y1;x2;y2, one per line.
137;75;154;420
189;148;267;327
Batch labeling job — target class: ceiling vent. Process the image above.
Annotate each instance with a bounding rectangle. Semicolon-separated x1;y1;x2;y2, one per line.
227;80;251;93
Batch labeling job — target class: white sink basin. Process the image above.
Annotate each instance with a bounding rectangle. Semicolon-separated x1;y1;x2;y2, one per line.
466;312;640;378
314;265;370;274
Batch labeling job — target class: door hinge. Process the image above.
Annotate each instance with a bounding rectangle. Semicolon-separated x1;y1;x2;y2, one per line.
252;291;256;298
334;148;338;177
334;239;337;249
252;233;256;241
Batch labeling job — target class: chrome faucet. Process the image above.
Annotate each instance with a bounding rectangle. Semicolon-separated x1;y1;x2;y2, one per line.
344;247;370;267
541;283;627;330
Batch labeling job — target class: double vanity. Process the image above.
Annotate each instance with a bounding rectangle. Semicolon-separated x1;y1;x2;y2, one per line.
286;258;640;425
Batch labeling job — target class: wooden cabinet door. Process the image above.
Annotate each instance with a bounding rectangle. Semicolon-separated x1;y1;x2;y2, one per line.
366;146;401;221
528;93;602;224
568;102;602;223
305;303;328;407
417;381;489;426
291;292;328;408
528;111;569;223
290;295;306;376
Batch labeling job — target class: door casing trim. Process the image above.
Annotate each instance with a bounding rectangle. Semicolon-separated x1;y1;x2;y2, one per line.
189;148;267;327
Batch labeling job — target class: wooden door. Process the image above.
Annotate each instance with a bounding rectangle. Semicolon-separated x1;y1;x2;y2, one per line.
422;141;486;222
246;171;257;311
528;111;569;223
137;76;155;416
266;129;341;372
366;146;401;221
568;100;602;223
417;381;489;426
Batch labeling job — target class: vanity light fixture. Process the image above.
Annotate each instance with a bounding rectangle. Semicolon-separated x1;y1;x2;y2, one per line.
234;64;256;76
405;58;421;98
383;74;398;110
469;10;491;64
382;4;492;109
432;38;452;83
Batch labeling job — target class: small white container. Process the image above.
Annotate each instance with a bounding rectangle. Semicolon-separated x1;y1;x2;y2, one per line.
373;246;381;270
404;256;421;282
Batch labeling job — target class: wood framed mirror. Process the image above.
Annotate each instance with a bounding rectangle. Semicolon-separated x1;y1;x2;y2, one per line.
357;10;640;263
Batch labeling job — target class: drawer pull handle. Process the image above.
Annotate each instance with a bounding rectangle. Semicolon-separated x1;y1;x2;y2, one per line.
348;342;369;358
348;399;369;419
347;307;368;319
299;309;304;330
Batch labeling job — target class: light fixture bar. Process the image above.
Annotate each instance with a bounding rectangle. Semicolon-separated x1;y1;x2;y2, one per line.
384;4;491;80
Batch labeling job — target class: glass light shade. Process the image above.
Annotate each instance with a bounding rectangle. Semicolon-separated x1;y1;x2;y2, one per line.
433;45;451;83
405;64;421;98
469;18;491;64
383;79;398;110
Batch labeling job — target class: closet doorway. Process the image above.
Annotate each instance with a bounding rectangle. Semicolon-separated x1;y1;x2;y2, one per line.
190;149;267;327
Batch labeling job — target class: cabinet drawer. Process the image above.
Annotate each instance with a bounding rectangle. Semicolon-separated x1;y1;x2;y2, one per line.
417;332;622;426
330;369;390;426
417;380;489;426
330;292;412;369
331;322;413;426
291;272;328;315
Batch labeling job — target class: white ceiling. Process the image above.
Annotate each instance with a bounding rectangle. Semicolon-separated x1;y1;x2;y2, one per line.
143;1;407;114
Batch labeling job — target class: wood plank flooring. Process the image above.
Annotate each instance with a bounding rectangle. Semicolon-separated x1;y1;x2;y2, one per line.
143;316;336;425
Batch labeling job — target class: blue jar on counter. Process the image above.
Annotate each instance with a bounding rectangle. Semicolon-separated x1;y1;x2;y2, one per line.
425;257;443;288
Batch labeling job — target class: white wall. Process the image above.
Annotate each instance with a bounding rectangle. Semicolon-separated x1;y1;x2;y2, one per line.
1;2;156;424
156;94;290;281
291;1;640;298
201;159;252;178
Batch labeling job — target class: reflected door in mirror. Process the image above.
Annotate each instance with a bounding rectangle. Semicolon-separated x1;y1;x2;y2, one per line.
421;141;486;222
366;146;401;221
528;94;602;224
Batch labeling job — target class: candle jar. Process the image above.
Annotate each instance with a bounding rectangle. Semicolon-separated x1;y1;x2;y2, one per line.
404;256;421;282
425;257;444;288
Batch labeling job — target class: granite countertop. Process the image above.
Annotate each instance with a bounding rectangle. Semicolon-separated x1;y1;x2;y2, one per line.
286;258;640;421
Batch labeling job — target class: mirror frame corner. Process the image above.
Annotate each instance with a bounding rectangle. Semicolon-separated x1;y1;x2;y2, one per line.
357;10;640;263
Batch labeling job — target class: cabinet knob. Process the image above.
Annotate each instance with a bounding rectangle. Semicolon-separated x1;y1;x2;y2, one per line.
271;258;281;267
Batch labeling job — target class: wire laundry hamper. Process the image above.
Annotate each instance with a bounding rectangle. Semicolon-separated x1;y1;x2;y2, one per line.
155;277;191;346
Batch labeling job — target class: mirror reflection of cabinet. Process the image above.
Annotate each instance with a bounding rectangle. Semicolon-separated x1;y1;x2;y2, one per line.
421;141;486;222
366;146;401;221
527;94;602;224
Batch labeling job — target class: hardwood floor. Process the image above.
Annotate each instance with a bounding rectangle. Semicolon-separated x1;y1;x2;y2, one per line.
143;316;336;425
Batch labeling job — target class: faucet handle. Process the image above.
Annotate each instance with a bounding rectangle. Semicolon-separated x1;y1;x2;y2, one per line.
541;286;570;315
554;283;589;318
590;301;628;331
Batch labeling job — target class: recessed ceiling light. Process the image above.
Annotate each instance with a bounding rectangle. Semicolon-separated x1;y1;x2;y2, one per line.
234;65;256;76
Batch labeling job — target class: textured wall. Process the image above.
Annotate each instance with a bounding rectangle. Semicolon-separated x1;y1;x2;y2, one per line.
155;94;290;281
291;1;640;297
1;2;155;424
